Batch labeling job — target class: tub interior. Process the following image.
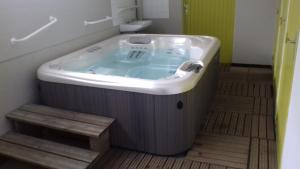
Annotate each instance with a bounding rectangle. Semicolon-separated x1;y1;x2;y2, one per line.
61;36;197;80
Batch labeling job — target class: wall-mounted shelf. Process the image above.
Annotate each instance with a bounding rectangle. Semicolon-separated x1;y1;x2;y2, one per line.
84;16;112;26
10;16;58;45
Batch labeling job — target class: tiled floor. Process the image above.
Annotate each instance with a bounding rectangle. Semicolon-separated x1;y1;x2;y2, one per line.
185;65;276;169
93;65;277;169
0;65;277;169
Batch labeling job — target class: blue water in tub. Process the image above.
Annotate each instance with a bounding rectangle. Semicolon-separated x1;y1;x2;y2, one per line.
71;48;190;80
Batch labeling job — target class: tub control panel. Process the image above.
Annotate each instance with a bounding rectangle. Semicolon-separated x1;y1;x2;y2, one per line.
180;62;203;73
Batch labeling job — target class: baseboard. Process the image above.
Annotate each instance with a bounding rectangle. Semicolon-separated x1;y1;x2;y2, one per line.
231;63;272;69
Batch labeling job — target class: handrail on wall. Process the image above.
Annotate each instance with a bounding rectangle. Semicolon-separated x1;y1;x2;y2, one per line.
118;6;139;13
10;16;58;45
84;16;112;26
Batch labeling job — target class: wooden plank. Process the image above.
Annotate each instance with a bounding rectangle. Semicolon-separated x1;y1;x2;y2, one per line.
249;138;259;169
193;144;248;154
217;82;224;95
0;140;89;169
0;132;98;163
187;150;247;164
251;115;259;137
209;165;226;169
162;157;176;169
89;130;110;156
260;83;266;97
187;133;249;169
235;114;245;136
190;161;202;169
119;151;138;169
248;83;255;97
268;140;277;169
109;150;131;169
265;84;272;98
267;98;274;115
196;134;250;146
259;116;267;139
199;163;209;169
253;83;260;97
127;153;145;169
206;113;218;132
147;156;167;169
220;82;227;95
213;112;225;133
213;96;254;113
170;158;184;169
7;110;104;138
259;139;268;169
237;82;244;96
95;148;117;168
21;104;114;127
181;160;193;169
100;149;123;169
202;112;213;131
187;155;246;169
220;112;231;134
242;82;248;97
229;82;236;95
136;154;152;169
228;113;238;135
191;145;248;159
267;116;275;140
226;81;234;95
243;114;252;137
254;98;261;115
260;98;268;115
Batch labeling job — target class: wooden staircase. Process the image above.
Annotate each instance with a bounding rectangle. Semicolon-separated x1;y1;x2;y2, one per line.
0;104;115;169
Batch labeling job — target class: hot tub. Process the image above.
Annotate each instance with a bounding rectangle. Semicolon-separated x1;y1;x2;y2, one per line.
38;34;220;155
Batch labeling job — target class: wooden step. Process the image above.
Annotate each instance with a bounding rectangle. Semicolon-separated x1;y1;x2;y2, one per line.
0;132;99;169
6;104;114;155
7;110;105;138
21;104;114;127
7;104;114;138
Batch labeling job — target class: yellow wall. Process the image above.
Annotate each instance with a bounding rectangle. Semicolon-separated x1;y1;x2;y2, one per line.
183;0;236;63
273;0;300;168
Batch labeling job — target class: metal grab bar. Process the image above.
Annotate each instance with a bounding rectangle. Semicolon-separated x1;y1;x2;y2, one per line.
84;16;112;26
10;16;58;44
118;6;139;13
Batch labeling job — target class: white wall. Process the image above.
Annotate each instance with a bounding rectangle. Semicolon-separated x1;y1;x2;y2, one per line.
144;0;183;34
0;1;119;134
281;32;300;169
144;0;276;65
233;0;277;65
111;0;137;26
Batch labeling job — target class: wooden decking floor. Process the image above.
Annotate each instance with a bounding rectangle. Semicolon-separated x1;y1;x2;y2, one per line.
95;65;277;169
0;65;277;169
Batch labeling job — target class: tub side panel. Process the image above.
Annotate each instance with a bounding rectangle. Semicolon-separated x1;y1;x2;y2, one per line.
106;91;139;149
38;51;220;155
153;93;189;155
132;94;155;152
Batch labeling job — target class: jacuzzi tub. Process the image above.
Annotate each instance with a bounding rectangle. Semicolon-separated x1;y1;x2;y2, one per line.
38;34;220;155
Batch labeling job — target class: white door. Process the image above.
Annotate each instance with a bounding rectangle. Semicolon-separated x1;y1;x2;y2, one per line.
233;0;278;65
